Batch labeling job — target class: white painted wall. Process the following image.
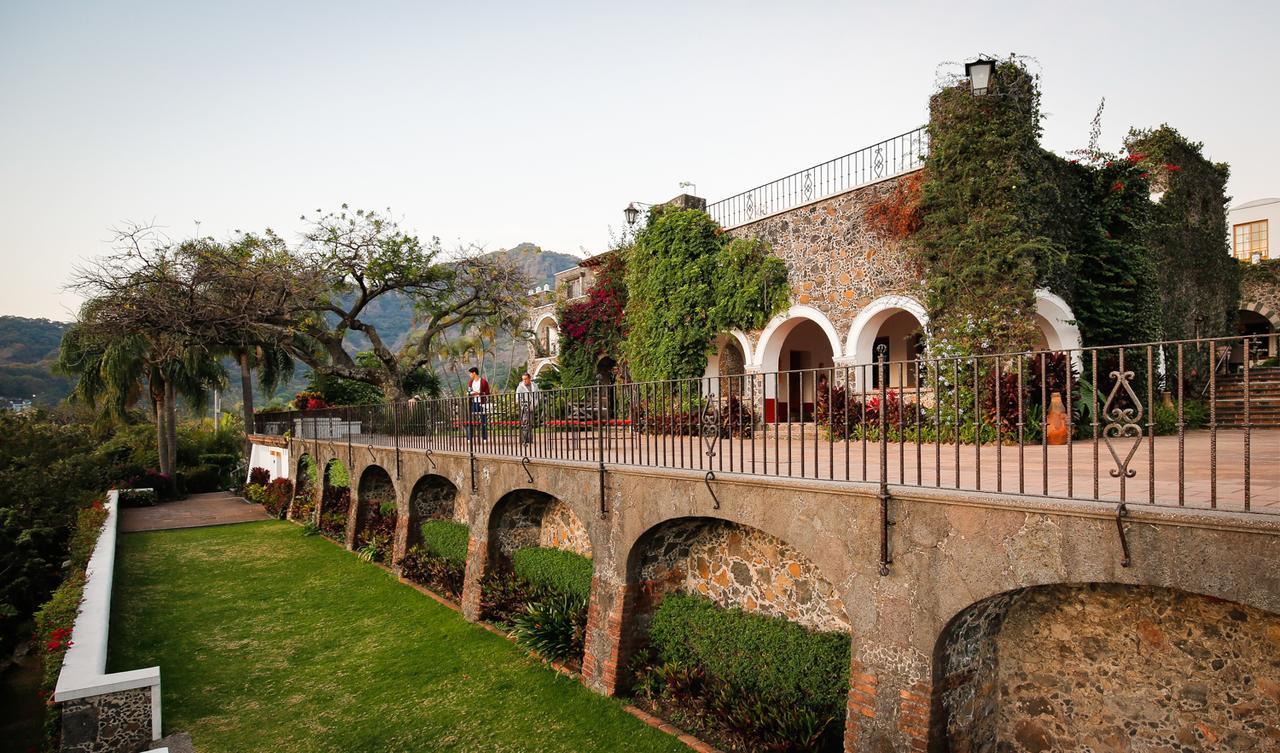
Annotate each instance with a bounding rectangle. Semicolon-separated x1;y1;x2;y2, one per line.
247;443;290;482
1229;197;1279;261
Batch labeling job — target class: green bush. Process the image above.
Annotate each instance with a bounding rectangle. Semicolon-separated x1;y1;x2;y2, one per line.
420;520;469;565
512;547;593;601
117;488;157;507
179;463;225;493
510;592;588;662
648;594;850;719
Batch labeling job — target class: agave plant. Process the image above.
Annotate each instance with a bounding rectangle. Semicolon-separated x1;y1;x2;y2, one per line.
509;592;588;662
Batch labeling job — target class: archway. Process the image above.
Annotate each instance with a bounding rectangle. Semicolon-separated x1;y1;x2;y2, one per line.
487;489;592;567
407;473;460;547
932;583;1280;752
319;458;351;541
845;295;928;391
533;313;560;358
1235;308;1278;367
290;454;318;523
622;517;850;751
756;308;842;422
702;332;751;395
1033;290;1083;366
354;465;396;559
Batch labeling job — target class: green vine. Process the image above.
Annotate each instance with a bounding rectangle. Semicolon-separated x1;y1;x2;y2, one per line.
623;208;788;382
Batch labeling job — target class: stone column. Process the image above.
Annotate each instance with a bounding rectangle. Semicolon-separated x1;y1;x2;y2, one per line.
581;577;635;696
343;488;360;551
391;488;412;575
842;642;933;753
459;534;488;622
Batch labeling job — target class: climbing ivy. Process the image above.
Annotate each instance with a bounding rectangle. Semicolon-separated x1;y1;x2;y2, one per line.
1126;125;1239;342
623;208;788;382
917;59;1063;355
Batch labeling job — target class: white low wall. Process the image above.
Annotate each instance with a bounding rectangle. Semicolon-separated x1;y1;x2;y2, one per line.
53;489;163;742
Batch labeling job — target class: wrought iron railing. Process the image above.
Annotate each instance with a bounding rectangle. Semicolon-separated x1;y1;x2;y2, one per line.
705;127;929;229
254;335;1278;516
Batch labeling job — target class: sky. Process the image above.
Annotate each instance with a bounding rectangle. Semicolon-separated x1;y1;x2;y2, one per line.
1;0;1277;320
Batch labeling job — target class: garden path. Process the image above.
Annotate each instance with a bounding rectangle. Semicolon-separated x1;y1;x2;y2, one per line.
119;492;270;532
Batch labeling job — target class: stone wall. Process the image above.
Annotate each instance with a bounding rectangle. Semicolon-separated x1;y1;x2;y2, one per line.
60;687;152;753
1240;261;1280;326
989;584;1280;752
490;490;592;563
934;591;1021;753
632;518;848;632
727;174;927;340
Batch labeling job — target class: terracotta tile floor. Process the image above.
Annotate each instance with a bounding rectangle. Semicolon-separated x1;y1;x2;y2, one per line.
119;491;271;532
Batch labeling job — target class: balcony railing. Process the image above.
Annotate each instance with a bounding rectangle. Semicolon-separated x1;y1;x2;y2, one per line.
254;335;1279;516
706;127;929;229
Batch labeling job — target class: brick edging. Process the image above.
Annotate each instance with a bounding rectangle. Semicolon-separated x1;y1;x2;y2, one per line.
622;705;726;753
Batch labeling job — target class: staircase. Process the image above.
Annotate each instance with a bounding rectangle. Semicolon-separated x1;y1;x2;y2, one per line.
1213;368;1280;428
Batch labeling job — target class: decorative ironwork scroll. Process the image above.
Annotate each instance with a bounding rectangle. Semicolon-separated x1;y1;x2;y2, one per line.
1102;368;1143;479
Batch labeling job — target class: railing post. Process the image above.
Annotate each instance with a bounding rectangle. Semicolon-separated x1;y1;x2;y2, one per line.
393;401;401;480
877;344;892;576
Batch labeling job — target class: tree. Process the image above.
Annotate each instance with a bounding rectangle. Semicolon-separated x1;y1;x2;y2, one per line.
255;207;529;401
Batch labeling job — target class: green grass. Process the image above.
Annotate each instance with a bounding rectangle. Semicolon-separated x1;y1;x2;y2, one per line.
109;521;685;753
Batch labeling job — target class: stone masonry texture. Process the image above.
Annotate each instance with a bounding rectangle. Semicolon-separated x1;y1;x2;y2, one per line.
294;440;1280;753
60;687;152;753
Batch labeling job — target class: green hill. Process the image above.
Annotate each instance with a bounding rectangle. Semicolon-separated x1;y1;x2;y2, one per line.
0;316;72;405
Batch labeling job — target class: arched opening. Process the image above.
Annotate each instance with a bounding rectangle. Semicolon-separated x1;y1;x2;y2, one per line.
758;311;841;423
533;313;560;358
484;490;593;666
319;458;351;541
845;295;928;391
932;583;1280;752
354;465;396;560
1033;290;1083;368
623;517;850;751
702;333;749;395
1235;308;1278;368
407;474;460;546
290;454;318;523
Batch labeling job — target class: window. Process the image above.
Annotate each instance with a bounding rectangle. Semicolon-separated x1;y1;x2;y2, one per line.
1233;220;1269;261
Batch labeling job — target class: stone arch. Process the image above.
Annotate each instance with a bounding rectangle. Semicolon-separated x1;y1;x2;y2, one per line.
533;312;560;356
319;457;352;540
486;488;592;568
531;360;554;379
1240;299;1280;330
755;305;843;371
625;516;849;634
930;583;1280;752
1033;289;1083;363
1237;303;1279;365
407;473;462;547
354;464;397;552
844;294;928;390
289;453;319;522
755;306;843;422
701;332;750;394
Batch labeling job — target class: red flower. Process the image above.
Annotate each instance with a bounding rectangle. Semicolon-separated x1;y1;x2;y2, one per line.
1165;163;1182;172
1125;152;1146;164
1111;181;1125;193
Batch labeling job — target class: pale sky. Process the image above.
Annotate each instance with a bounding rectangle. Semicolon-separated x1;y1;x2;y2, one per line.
2;0;1276;320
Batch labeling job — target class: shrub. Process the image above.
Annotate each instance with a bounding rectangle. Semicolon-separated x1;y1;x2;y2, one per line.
249;466;271;486
68;503;108;569
512;547;594;601
116;488;157;507
179;463;225;494
127;468;177;501
648;594;850;727
243;483;268;506
198;452;238;470
263;478;294;519
398;544;465;599
510;591;588;662
480;572;535;625
420;521;470;565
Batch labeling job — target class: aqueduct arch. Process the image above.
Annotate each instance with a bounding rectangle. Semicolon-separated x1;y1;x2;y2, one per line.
931;583;1280;752
406;473;462;547
486;488;593;568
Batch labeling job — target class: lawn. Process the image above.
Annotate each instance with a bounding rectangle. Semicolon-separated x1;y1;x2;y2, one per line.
108;521;686;753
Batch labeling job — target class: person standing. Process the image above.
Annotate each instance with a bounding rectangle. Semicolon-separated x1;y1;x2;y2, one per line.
516;372;537;445
466;367;490;442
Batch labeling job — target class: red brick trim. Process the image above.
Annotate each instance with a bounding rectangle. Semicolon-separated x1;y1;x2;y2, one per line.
623;705;726;753
247;433;289;448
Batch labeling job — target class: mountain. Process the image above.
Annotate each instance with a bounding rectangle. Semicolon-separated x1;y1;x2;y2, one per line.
0;245;583;408
0;316;73;405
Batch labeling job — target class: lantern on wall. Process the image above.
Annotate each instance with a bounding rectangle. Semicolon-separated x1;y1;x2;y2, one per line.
965;58;996;95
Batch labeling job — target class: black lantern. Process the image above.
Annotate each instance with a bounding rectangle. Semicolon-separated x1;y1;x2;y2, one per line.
624;202;641;226
965;58;996;95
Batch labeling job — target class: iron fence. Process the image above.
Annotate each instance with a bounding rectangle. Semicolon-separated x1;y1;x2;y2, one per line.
705;127;929;229
254;335;1279;515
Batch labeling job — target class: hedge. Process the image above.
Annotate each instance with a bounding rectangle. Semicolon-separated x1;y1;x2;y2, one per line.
648;594;850;716
420;521;469;565
511;547;593;601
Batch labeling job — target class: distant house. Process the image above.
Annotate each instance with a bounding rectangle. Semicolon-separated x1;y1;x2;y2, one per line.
1235;198;1280;365
1231;197;1277;263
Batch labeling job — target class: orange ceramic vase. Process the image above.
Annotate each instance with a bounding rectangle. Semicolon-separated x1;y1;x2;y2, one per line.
1046;392;1069;445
